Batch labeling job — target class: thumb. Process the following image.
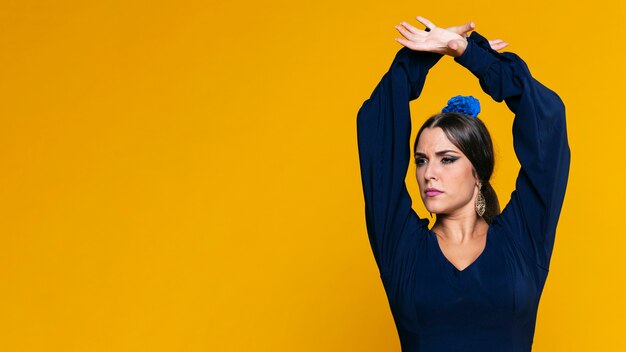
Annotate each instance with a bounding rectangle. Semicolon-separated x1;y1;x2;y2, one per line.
449;21;475;35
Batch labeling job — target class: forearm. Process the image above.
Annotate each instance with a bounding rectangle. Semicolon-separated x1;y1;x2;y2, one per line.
356;48;441;272
453;31;570;268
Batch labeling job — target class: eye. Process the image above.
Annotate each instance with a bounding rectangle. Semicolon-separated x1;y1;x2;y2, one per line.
441;156;459;165
415;157;427;166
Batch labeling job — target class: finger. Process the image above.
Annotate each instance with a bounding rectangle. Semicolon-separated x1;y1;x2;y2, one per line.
416;16;436;30
488;39;509;51
491;41;509;51
399;21;422;35
395;37;416;50
395;24;417;41
449;21;475;35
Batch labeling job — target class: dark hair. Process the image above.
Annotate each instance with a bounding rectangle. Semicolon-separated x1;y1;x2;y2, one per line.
413;112;500;224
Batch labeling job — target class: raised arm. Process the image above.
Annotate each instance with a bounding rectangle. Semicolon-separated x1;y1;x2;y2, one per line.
356;46;440;274
455;31;571;271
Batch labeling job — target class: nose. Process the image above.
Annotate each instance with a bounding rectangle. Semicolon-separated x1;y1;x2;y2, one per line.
423;162;437;181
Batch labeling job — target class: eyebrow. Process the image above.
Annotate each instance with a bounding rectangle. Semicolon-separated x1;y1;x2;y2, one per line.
414;150;461;157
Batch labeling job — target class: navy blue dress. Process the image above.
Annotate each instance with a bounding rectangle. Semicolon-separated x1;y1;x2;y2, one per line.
356;32;570;351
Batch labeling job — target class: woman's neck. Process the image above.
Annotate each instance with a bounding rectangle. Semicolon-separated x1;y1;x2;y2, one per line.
431;213;489;243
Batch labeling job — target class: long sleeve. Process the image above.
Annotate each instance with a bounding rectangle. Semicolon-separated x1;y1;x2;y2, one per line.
356;47;442;275
455;31;571;271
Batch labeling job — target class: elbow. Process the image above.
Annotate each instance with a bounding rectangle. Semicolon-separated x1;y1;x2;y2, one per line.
545;86;567;121
356;103;368;135
356;98;377;136
554;93;566;118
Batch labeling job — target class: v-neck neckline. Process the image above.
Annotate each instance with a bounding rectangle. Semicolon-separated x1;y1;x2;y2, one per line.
429;227;491;273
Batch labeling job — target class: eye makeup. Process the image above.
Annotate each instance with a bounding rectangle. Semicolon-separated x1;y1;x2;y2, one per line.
414;155;460;166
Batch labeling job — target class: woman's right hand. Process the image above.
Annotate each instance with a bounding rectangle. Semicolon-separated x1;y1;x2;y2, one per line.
395;16;509;57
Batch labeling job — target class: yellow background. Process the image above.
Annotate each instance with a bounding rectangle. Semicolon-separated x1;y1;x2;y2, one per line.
1;0;624;351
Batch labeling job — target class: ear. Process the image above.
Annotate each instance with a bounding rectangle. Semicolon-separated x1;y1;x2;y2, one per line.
471;168;481;187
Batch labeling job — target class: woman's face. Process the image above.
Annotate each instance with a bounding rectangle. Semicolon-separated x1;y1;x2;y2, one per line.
414;127;480;217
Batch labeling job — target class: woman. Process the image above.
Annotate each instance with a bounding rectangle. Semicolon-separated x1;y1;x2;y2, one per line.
356;16;570;351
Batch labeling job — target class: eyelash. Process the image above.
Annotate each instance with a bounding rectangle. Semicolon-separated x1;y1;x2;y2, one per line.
415;157;459;166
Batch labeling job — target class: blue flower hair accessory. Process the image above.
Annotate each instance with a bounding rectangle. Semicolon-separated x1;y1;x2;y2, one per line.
441;95;481;118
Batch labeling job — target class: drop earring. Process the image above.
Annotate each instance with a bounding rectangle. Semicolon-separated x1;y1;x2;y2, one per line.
475;189;486;217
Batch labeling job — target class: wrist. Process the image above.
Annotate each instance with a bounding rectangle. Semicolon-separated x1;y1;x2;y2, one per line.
449;38;468;57
454;38;497;77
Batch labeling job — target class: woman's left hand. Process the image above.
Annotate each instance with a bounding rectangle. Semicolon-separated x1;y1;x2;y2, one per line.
394;16;472;57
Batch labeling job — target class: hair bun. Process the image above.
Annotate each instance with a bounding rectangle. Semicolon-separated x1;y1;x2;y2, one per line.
441;95;481;118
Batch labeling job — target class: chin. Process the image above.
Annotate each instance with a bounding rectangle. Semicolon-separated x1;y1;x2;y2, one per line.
426;202;472;217
424;205;445;215
423;201;452;215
